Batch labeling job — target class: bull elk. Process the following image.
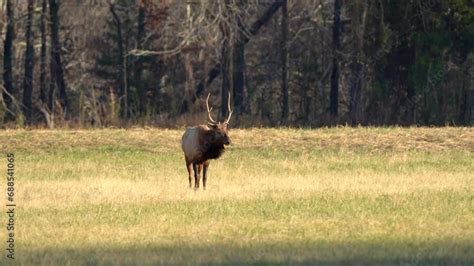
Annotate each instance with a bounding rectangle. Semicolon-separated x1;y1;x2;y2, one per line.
181;93;233;190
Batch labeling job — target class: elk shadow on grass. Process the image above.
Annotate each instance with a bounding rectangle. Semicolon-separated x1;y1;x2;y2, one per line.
21;239;474;265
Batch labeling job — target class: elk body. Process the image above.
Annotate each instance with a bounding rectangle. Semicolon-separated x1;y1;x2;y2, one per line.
181;93;233;190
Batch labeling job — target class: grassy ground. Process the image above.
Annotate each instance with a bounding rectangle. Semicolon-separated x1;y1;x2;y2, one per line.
0;127;473;265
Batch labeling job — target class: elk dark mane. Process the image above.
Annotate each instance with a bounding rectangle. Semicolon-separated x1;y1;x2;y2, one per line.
202;141;225;160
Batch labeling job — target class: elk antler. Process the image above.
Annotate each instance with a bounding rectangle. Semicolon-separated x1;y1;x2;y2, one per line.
225;92;233;124
206;93;217;124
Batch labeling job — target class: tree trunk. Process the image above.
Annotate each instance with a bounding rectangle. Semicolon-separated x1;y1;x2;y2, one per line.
3;0;15;123
23;0;36;126
189;0;284;106
349;0;368;125
182;2;195;114
233;0;247;116
48;57;56;112
220;1;231;120
458;59;472;125
330;0;342;117
39;0;48;105
49;0;69;114
135;1;146;116
233;41;245;115
404;49;416;125
109;1;127;119
349;63;363;124
280;0;289;122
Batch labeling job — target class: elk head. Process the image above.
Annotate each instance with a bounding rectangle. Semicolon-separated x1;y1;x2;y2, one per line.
206;93;232;146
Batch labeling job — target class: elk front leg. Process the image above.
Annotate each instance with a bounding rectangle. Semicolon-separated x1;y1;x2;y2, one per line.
186;159;193;188
197;163;204;189
193;161;201;190
202;161;210;190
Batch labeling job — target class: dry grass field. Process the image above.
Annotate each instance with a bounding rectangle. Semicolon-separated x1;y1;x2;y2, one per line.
0;127;473;265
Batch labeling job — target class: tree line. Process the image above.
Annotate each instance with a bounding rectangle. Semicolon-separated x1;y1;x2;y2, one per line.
1;0;472;128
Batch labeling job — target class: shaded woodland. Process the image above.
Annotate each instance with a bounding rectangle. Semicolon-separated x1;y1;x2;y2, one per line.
1;0;473;128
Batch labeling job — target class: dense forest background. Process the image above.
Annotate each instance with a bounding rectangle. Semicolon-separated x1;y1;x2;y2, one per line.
0;0;472;128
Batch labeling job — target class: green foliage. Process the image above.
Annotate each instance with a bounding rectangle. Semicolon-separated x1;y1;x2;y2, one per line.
365;0;473;124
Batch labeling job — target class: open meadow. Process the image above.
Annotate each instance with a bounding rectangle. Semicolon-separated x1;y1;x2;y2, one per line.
0;127;473;265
